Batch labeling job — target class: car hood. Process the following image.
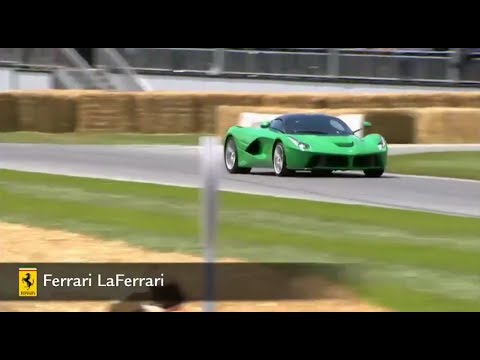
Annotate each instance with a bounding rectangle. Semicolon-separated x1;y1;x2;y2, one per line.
287;134;380;154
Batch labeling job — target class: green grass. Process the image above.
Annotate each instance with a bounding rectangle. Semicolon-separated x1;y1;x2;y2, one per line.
388;152;480;180
1;169;480;311
0;132;205;145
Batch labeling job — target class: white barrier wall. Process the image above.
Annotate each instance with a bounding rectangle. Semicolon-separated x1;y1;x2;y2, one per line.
239;112;366;137
2;68;479;93
0;69;10;91
140;74;479;93
335;114;365;138
0;68;51;91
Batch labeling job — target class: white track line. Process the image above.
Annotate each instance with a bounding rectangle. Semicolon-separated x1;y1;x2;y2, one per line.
387;173;480;184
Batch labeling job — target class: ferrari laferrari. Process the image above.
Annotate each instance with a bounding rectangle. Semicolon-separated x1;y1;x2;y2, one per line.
223;113;388;177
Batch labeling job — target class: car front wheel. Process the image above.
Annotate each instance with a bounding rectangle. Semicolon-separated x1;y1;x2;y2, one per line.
273;142;294;177
224;137;251;174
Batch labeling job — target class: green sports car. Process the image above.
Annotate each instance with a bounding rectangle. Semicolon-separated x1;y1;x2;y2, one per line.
223;113;388;177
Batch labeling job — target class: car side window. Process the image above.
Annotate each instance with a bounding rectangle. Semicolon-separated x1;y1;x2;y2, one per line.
270;118;284;133
330;119;347;132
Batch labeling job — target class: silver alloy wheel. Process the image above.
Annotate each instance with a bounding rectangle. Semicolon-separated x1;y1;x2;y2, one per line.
273;144;283;174
225;139;236;170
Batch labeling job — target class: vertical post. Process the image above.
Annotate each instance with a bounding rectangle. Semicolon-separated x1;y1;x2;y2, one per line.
9;68;18;90
200;136;220;312
327;48;339;77
212;48;225;75
92;48;100;67
448;48;461;82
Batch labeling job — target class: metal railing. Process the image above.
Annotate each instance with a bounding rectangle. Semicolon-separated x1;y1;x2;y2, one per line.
94;48;151;91
115;48;480;85
53;69;82;89
222;49;330;76
336;51;454;81
115;48;216;73
0;48;60;67
2;48;480;86
57;48;113;89
0;48;126;90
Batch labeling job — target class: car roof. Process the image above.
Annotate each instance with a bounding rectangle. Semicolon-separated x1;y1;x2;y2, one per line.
279;113;338;121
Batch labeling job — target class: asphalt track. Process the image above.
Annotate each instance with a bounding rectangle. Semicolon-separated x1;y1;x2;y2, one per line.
1;143;480;217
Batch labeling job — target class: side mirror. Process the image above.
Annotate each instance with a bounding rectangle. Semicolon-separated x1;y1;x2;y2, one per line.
353;121;372;135
260;121;270;129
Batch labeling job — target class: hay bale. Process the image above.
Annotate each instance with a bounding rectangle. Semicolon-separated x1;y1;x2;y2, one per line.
75;91;136;132
293;107;417;144
12;91;78;133
214;106;254;136
323;92;480;109
361;109;418;144
214;105;418;143
416;107;480;143
214;105;362;136
134;92;197;133
214;105;359;136
0;93;17;132
260;93;329;108
214;105;305;136
408;92;480;107
40;92;77;133
193;93;264;133
324;94;401;109
390;93;470;108
14;91;44;131
259;93;422;109
450;92;480;107
130;91;480;134
262;93;412;109
258;93;419;109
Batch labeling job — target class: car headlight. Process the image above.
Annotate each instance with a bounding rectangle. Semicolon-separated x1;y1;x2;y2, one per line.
288;137;310;151
378;136;387;150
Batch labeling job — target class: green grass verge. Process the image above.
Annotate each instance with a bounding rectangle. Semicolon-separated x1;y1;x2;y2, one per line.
1;169;480;311
0;132;205;145
388;151;480;180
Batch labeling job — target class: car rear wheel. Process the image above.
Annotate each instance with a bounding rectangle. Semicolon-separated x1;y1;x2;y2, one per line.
273;142;294;177
224;137;251;174
364;169;384;178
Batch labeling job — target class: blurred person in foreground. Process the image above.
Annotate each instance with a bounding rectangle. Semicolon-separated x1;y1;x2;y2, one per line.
109;282;186;312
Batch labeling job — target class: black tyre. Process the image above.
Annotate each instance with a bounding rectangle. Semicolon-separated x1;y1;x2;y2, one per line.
272;142;294;177
224;137;251;174
364;169;384;178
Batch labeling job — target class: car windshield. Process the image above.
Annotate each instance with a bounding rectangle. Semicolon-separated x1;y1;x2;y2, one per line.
284;114;354;136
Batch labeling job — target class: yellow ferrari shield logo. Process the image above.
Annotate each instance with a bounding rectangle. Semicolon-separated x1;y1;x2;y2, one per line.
19;267;38;297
